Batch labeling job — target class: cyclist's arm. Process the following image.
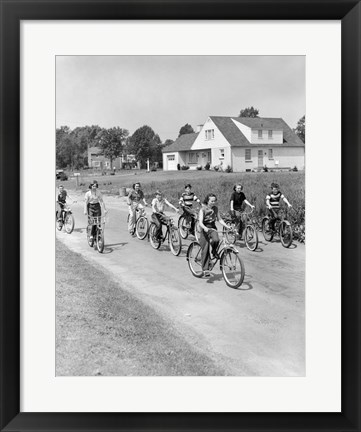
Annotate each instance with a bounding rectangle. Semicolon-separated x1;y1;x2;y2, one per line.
282;196;292;207
84;194;89;215
165;198;178;212
193;195;201;205
216;210;230;229
198;208;208;233
230;200;235;212
244;199;255;209
151;199;158;213
266;196;271;209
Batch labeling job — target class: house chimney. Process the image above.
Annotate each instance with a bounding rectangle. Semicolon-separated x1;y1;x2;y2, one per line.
196;124;203;133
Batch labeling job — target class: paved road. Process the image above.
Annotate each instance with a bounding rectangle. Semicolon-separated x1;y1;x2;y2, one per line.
56;193;305;376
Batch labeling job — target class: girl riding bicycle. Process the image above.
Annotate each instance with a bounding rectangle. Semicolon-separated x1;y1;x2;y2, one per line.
151;190;179;239
229;183;255;237
127;182;148;235
199;193;230;278
84;180;107;240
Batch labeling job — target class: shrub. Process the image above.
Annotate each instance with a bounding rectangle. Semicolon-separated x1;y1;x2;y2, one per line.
292;166;298;172
225;165;233;173
196;165;202;170
214;165;219;171
205;162;210;170
151;167;157;172
181;165;190;170
177;163;181;170
263;165;268;172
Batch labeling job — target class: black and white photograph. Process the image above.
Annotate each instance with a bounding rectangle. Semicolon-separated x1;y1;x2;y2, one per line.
55;55;305;377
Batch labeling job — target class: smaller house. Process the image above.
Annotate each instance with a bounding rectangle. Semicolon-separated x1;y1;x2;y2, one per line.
88;147;133;170
162;116;305;172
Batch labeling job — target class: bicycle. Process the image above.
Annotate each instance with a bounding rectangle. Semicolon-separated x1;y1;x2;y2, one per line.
222;208;258;251
178;205;201;241
87;215;107;253
149;213;182;256
186;229;245;289
56;202;76;234
127;205;149;240
262;207;293;248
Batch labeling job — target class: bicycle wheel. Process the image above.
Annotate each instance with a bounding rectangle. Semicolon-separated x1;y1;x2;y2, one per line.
221;249;245;288
244;224;258;251
187;242;203;278
279;220;293;248
178;215;189;240
136;216;149;240
223;223;237;244
64;213;75;234
96;227;105;253
149;223;161;249
87;225;94;247
262;217;274;242
169;227;182;256
194;221;201;242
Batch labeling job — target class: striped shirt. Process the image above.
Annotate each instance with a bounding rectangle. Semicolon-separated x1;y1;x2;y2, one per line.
179;191;199;207
266;191;285;209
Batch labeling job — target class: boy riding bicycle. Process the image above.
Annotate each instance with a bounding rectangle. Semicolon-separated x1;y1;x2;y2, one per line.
266;182;292;230
151;190;179;239
179;184;201;234
56;184;74;223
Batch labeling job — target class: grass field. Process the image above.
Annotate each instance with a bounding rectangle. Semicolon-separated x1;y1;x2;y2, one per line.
57;169;305;242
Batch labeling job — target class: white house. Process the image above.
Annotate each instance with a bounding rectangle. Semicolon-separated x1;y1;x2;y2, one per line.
162;116;305;172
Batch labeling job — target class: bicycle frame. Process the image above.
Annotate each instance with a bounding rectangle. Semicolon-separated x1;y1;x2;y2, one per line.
207;229;239;270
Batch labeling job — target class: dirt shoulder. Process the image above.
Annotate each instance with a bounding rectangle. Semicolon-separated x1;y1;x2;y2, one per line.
56;239;226;376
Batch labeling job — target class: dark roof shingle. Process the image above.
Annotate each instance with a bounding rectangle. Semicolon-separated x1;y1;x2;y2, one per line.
162;133;199;153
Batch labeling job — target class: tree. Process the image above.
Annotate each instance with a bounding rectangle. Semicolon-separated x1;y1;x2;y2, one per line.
129;125;162;168
294;115;305;143
163;139;174;148
96;127;129;169
72;125;102;168
178;123;194;137
238;106;260;118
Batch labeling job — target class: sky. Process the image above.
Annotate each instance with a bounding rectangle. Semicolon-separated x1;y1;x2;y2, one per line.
56;56;305;142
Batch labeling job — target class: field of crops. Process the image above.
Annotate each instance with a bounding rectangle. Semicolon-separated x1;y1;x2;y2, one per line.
58;169;305;242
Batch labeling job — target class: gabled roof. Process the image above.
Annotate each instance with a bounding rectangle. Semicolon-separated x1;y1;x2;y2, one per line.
162;132;199;153
163;117;304;153
232;117;304;146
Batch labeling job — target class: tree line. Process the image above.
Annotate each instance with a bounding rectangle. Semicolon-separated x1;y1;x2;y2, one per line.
56;124;175;170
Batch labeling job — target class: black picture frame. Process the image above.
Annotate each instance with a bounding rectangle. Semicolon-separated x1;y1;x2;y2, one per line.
1;1;360;431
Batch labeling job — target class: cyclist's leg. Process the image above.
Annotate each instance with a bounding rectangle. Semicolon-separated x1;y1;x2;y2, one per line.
235;210;243;236
89;203;101;237
128;203;137;233
209;228;220;257
151;213;162;238
199;230;211;271
268;208;277;230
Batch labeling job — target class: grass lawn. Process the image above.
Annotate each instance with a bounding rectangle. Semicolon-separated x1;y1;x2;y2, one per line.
56;239;226;376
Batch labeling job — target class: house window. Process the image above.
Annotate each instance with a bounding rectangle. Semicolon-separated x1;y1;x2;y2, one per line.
189;153;196;163
245;149;251;161
205;129;215;140
167;155;175;161
105;161;110;168
219;149;224;159
258;130;263;139
268;149;273;159
268;130;273;139
92;161;101;167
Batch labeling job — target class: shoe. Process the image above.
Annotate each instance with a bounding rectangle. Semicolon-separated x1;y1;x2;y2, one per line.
90;236;93;241
203;271;211;278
